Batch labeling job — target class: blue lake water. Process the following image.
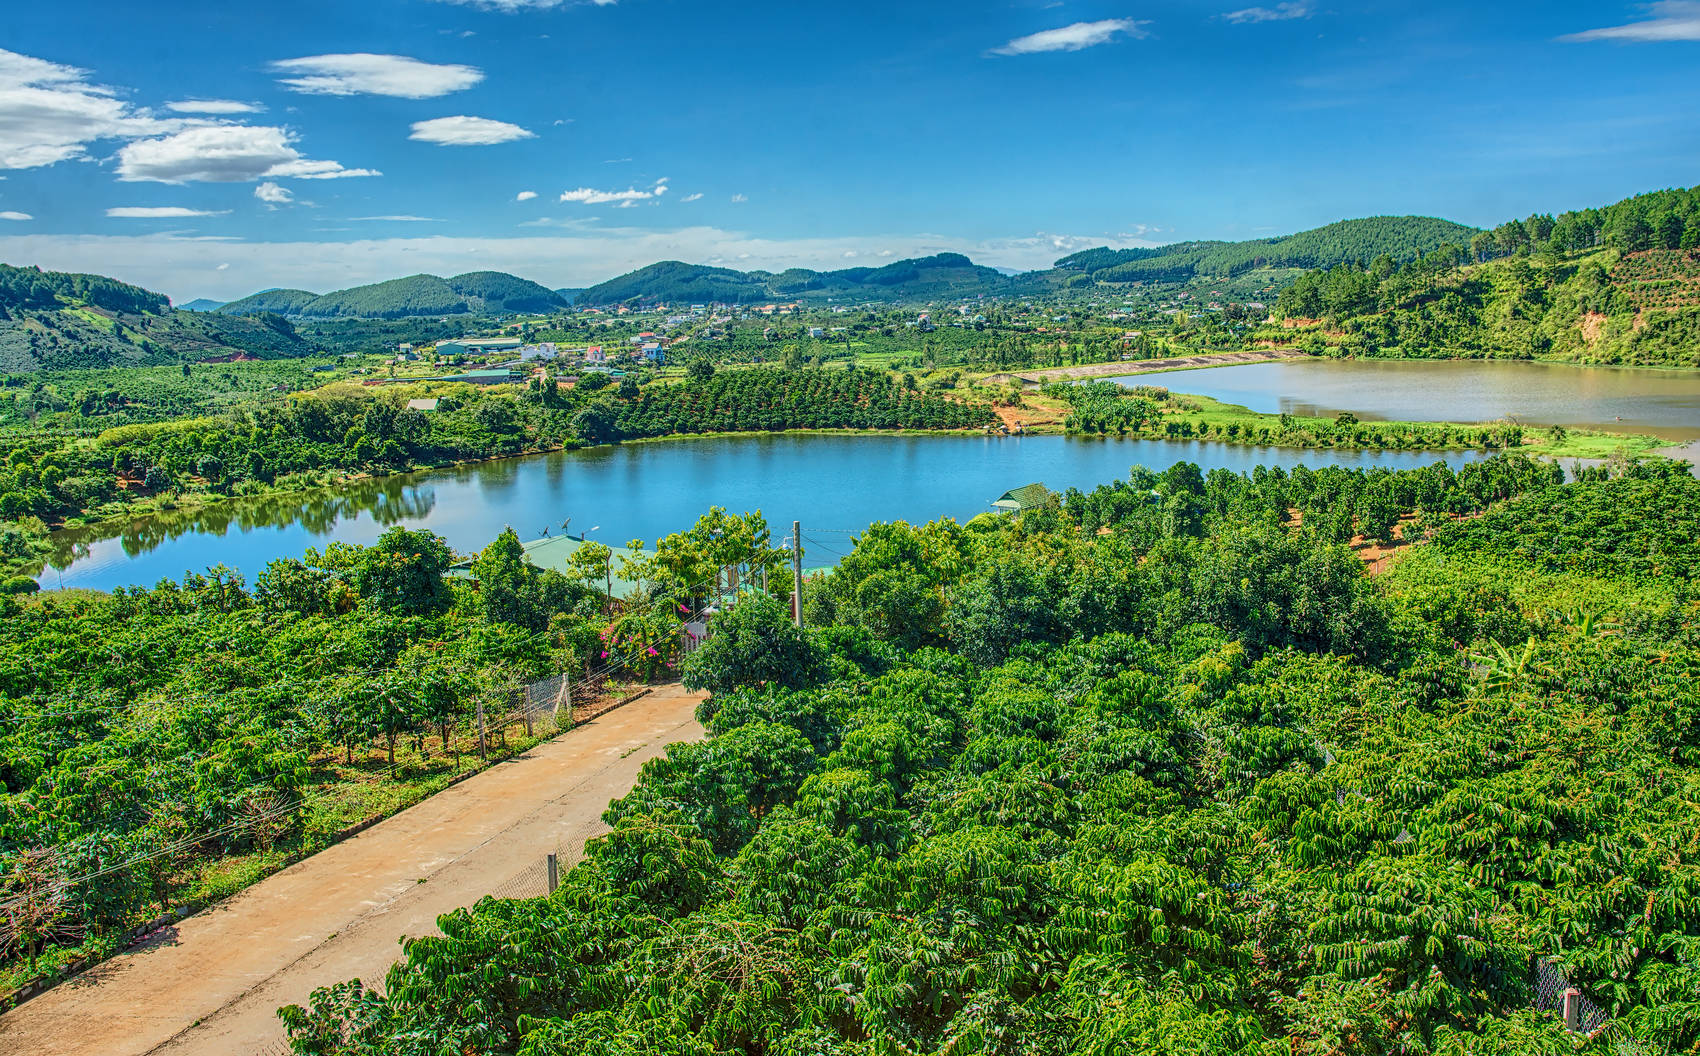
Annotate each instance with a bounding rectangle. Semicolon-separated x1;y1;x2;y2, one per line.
39;433;1488;592
1115;359;1700;441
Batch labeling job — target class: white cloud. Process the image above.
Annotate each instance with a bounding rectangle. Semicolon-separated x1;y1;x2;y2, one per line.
680;192;703;202
560;177;667;204
409;115;535;145
166;99;262;114
989;18;1150;56
515;189;538;201
1561;1;1700;41
730;193;748;203
0;47;183;169
254;181;293;205
351;215;445;222
1222;2;1310;24
116;125;379;183
271;54;484;99
106;206;229;218
0;210;30;221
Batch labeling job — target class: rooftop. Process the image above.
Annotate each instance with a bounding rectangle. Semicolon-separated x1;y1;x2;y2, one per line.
452;534;643;597
991;483;1054;512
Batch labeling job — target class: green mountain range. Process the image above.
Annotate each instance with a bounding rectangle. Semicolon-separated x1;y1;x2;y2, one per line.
0;264;312;373
199;217;1483;317
575;219;1480;306
217;271;568;320
575;252;1016;305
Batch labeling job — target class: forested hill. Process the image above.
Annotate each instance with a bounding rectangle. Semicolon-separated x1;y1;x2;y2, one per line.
1271;185;1700;367
576;222;1480;305
216;288;320;316
1052;216;1481;284
0;263;314;373
217;271;568;319
578;253;1015;306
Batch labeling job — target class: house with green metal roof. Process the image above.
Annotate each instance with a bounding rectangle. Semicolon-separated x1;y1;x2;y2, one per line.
990;483;1054;513
452;534;644;598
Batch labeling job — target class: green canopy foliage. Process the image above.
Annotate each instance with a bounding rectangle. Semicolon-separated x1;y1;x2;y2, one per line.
276;453;1700;1055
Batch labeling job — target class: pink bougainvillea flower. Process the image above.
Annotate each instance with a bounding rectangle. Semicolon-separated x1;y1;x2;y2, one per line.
599;651;609;658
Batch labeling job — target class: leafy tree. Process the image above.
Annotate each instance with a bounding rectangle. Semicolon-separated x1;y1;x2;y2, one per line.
681;593;825;695
315;526;455;616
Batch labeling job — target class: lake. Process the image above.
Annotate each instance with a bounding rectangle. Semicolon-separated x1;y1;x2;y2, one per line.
38;433;1488;592
1118;359;1700;442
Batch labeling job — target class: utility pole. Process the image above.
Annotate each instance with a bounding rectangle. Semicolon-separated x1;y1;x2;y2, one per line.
791;520;803;627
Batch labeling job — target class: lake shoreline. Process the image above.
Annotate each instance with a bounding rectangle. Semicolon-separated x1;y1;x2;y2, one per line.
26;407;1667;580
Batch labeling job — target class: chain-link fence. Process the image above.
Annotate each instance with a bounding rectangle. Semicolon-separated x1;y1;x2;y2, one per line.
1534;956;1618;1038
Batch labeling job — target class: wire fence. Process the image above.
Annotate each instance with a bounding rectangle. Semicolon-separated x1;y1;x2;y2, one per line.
1532;955;1656;1054
1535;956;1611;1034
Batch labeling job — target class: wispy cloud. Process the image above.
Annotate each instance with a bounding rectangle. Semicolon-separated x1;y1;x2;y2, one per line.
350;215;445;222
989;18;1150;56
0;210;30;221
0;47;187;169
409;115;535;145
271;54;483;99
680;192;704;202
254;181;293;205
116;125;379;183
1560;1;1700;41
515;189;537;201
730;193;747;203
1222;2;1311;24
560;177;668;204
165;99;262;114
106;206;229;218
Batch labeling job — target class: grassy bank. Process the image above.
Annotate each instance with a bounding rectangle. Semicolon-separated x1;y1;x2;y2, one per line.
1177;393;1667;460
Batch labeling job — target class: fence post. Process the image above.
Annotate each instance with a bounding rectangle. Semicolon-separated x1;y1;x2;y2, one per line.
1562;989;1581;1032
521;686;533;738
546;853;559;894
476;696;487;760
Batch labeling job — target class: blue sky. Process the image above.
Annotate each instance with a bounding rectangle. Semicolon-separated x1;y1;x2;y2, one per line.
0;0;1696;301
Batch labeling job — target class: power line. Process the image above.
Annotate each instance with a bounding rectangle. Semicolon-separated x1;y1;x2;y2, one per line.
802;535;847;558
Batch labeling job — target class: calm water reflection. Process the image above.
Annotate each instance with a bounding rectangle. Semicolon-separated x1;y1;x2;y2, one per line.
1118;359;1700;441
40;433;1488;592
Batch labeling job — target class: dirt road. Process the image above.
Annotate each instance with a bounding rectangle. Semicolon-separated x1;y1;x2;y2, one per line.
0;685;706;1056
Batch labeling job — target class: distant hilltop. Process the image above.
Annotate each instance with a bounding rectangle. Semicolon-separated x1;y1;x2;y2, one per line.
216;271;566;320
